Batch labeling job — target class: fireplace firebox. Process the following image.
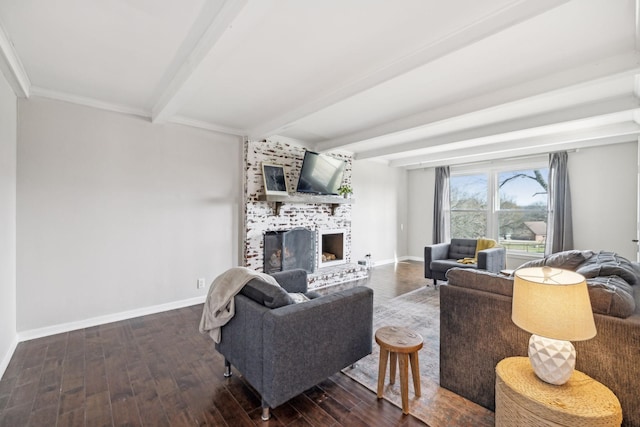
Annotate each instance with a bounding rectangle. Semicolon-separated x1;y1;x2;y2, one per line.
263;228;315;274
318;229;346;268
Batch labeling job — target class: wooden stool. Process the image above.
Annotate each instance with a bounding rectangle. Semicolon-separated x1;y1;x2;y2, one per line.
375;326;423;414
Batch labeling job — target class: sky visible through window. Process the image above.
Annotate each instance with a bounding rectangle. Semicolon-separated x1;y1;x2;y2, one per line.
499;169;548;207
452;169;548;207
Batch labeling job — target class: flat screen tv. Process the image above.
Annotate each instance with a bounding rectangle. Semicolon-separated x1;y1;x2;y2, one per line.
296;151;346;195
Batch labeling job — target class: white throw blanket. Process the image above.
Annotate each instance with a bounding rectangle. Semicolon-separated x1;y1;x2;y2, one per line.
199;267;280;343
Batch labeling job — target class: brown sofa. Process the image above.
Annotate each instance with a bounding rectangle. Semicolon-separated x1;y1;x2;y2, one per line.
440;251;640;427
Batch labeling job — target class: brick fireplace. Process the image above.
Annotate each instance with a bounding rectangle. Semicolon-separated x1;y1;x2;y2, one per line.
243;138;367;289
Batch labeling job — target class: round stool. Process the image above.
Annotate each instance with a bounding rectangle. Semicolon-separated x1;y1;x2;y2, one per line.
496;357;622;427
375;326;423;414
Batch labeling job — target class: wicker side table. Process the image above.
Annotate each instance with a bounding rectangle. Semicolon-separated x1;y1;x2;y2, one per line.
495;357;622;427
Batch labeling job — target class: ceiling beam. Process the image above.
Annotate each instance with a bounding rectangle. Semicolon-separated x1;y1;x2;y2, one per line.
355;95;640;161
0;19;30;97
394;122;640;169
247;0;569;141
316;52;640;153
151;0;249;123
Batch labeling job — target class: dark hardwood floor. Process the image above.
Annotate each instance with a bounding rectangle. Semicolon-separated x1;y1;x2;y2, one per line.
0;261;443;427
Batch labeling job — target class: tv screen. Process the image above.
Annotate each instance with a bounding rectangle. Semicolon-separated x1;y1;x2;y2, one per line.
296;151;346;195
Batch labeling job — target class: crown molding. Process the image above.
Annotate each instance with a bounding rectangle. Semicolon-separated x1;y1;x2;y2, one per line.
31;87;149;118
168;115;245;136
0;19;30;97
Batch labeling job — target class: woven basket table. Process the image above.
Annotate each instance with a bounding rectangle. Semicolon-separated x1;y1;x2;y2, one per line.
495;357;622;427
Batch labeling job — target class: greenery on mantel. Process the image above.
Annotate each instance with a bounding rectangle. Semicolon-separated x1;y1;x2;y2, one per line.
337;185;353;197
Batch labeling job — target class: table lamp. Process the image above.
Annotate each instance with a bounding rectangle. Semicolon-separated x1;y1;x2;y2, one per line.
512;266;596;385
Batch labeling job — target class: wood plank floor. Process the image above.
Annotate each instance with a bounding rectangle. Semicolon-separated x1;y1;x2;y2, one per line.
0;261;473;427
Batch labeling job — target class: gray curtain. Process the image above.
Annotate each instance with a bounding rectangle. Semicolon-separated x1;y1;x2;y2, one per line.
545;151;573;255
433;166;450;244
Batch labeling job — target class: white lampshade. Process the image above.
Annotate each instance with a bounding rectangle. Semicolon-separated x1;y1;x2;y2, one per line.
512;266;596;385
512;267;596;341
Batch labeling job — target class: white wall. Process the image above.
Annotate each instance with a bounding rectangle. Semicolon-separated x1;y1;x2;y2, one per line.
570;142;637;260
406;143;639;263
17;97;242;333
407;167;435;260
351;159;408;265
0;72;17;375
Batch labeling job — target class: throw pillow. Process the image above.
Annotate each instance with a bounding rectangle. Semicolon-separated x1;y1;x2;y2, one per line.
516;250;595;271
240;278;294;308
586;276;636;318
576;251;640;287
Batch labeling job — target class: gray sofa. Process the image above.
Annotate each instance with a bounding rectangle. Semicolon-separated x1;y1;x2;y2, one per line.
424;238;506;284
216;269;373;420
439;250;640;427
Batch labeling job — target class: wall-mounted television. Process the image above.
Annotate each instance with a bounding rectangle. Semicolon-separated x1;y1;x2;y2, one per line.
296;151;346;196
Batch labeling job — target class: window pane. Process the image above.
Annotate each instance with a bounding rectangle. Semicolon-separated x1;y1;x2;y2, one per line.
498;169;548;209
498;168;548;253
451;211;487;239
451;174;487;210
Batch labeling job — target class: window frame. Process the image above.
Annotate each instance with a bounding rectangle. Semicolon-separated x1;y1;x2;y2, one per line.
450;156;549;257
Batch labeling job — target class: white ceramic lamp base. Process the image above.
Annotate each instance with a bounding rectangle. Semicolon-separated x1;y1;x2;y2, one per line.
528;334;576;385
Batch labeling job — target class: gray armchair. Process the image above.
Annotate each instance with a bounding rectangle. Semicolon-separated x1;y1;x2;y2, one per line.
215;269;373;420
424;238;506;285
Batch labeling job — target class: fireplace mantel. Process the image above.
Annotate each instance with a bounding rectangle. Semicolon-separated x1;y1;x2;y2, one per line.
258;194;354;215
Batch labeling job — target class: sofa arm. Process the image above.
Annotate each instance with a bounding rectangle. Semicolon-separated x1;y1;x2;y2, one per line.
477;247;505;273
270;269;308;293
425;243;451;278
261;286;373;408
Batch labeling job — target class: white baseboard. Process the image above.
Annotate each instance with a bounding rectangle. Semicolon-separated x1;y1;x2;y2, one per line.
404;255;424;262
17;295;206;342
0;336;18;379
372;255;416;266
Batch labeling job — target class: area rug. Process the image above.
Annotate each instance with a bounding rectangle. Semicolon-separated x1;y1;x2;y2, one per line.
342;286;494;427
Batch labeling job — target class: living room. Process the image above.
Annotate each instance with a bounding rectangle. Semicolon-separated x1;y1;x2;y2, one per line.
1;1;639;426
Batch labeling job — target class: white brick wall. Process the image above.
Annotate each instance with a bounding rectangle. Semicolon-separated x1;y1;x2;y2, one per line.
243;138;364;288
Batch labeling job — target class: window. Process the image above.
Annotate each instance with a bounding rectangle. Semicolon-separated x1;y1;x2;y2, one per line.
450;174;487;239
450;162;549;254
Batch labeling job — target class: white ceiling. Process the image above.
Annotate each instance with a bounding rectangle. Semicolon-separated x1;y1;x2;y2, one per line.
1;0;639;168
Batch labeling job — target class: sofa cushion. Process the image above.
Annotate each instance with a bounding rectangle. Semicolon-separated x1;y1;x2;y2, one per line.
586;276;636;318
431;259;477;273
516;250;595;271
445;268;514;297
240;278;294;308
448;238;477;260
576;251;640;287
305;291;322;299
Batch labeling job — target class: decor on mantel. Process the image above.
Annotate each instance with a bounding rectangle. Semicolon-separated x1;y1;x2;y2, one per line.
261;163;289;196
338;184;353;198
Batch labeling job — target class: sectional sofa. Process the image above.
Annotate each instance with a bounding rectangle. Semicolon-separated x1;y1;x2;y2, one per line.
439;250;640;427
